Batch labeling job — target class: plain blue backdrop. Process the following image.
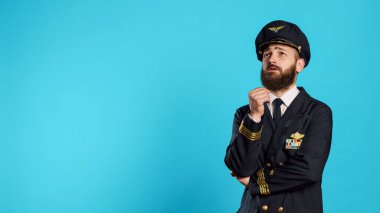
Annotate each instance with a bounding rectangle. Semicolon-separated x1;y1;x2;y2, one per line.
0;0;379;212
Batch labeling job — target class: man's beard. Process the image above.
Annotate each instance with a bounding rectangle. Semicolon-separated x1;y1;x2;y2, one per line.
261;63;297;92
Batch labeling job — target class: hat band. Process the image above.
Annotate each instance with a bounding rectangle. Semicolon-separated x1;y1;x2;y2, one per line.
258;38;301;54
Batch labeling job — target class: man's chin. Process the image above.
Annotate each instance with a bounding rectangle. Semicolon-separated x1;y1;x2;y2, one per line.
264;73;281;80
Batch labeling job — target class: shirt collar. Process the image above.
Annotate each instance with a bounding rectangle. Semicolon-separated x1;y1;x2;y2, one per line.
268;85;300;107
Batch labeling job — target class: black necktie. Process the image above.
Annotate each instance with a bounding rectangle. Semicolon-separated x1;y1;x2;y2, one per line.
273;98;283;128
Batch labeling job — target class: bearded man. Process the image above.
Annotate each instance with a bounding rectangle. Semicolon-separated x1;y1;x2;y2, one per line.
224;20;333;213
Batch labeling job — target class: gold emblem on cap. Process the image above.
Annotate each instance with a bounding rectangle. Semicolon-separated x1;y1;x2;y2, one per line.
268;25;285;33
297;46;302;53
290;132;305;140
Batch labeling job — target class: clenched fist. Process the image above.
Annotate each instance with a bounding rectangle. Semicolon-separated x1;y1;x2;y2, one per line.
248;88;270;122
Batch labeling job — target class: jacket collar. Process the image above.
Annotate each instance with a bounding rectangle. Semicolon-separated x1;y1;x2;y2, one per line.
265;87;309;130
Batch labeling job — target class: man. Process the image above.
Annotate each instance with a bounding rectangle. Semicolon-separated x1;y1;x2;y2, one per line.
224;20;332;213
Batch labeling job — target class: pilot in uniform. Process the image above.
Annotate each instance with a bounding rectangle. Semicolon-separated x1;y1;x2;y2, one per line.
224;20;333;213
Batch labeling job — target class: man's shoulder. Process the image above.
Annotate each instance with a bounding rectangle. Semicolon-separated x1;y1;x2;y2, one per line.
309;97;331;110
300;88;332;113
232;104;250;120
235;104;250;114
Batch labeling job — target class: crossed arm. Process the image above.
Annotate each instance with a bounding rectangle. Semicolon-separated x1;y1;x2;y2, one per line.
225;105;332;196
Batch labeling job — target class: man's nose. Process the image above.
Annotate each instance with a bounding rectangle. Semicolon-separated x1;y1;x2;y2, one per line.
268;54;277;64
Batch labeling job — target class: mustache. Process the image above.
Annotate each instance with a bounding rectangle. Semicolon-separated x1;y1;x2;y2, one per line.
265;64;281;72
266;62;281;71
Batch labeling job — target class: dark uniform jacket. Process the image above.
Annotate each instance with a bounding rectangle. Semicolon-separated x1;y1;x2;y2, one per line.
225;88;332;213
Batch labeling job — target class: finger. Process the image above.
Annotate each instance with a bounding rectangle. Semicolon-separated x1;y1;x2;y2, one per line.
262;88;270;93
249;88;270;96
250;96;270;106
258;94;270;103
251;93;270;100
255;87;269;93
249;91;268;99
249;87;266;94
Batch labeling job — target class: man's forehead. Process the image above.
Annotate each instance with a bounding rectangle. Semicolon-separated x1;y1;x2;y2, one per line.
264;43;294;52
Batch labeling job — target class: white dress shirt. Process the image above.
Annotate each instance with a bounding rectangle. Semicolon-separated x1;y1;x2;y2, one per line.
267;85;300;118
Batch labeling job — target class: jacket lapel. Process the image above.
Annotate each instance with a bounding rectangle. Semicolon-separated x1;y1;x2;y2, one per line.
265;88;310;159
264;104;275;131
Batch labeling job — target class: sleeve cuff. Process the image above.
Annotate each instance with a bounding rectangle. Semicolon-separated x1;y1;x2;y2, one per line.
248;113;261;123
243;114;263;131
238;115;263;141
249;168;270;196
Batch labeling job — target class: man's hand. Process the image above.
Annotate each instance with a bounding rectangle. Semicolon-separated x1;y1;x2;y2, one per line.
231;171;250;187
248;88;270;122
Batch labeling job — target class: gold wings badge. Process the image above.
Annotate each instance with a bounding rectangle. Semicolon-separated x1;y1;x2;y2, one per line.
290;132;305;140
268;25;285;33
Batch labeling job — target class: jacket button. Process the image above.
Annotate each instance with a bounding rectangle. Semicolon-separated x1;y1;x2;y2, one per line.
261;205;268;211
277;206;284;212
279;162;284;166
270;169;275;176
266;163;271;167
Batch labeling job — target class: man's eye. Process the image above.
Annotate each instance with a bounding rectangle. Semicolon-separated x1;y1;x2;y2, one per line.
263;53;270;57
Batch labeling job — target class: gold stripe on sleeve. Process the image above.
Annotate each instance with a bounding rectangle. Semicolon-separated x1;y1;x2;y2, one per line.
256;168;270;195
238;121;262;141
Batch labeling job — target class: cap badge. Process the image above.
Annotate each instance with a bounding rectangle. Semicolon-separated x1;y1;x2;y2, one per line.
268;25;285;33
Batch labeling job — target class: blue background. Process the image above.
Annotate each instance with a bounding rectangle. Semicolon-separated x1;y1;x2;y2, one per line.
0;0;379;212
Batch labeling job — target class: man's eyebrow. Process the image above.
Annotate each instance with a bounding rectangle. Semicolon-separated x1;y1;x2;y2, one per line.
264;46;288;52
274;46;288;51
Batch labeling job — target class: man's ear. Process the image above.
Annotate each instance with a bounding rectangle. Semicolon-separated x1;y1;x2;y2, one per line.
296;58;305;73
